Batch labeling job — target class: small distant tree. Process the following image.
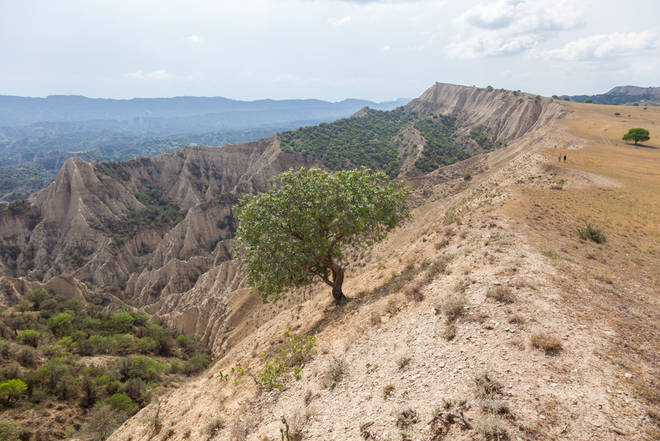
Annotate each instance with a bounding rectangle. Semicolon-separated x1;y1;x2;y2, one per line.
584;98;592;103
235;168;409;305
622;128;650;145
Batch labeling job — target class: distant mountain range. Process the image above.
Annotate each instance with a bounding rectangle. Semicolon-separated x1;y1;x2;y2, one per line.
0;95;409;129
562;85;660;105
0;94;409;200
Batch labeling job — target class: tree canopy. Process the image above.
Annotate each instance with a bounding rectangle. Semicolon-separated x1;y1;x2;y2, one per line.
234;168;409;304
622;128;650;145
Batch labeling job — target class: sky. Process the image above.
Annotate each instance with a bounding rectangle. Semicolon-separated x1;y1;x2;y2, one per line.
1;0;659;101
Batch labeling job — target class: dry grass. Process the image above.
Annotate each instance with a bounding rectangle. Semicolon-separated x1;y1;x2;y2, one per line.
473;415;509;441
395;408;418;429
436;293;467;324
383;384;395;399
474;371;503;398
322;357;347;390
530;333;562;355
486;286;515;304
203;417;226;439
442;324;457;341
502;103;660;406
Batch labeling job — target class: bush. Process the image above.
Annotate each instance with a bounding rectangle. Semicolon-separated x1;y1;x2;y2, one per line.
0;339;12;358
17;346;39;367
17;329;40;348
81;405;129;440
122;378;149;406
577;222;606;244
136;336;157;354
48;312;74;337
79;377;97;409
0;420;21;441
168;358;185;374
0;379;27;405
109;393;139;414
109;312;135;333
183;353;211;376
116;356;163;382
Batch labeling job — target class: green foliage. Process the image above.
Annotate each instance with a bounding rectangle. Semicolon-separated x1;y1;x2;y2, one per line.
622;127;650;145
0;379;27;405
90;184;184;242
109;312;135;333
255;332;316;390
235;168;409;303
280;108;416;177
16;329;40;348
48;312;74;337
108;393;139;414
183;353;211;376
577;222;607;244
0;288;211;437
0;420;21;441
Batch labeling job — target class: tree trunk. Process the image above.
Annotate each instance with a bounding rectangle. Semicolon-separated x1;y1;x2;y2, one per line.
331;263;347;305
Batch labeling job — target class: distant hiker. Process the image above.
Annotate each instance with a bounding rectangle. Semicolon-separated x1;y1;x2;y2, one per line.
563;155;566;161
558;155;561;162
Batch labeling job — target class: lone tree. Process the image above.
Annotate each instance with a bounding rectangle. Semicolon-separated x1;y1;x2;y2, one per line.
234;168;409;305
622;128;650;145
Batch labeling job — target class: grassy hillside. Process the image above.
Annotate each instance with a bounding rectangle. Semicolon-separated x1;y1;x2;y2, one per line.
0;290;210;440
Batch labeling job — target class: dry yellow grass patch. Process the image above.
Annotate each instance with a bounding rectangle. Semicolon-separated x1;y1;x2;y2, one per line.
502;102;660;405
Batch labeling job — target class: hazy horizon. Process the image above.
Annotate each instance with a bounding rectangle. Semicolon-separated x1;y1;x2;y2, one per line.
1;0;659;101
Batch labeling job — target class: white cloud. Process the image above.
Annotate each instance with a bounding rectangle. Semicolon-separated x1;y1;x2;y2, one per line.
184;34;203;44
381;45;391;52
547;30;659;61
449;0;583;59
125;69;176;81
332;15;352;26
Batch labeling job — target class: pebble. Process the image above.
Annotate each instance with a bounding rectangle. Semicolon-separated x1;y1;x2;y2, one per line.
624;372;633;379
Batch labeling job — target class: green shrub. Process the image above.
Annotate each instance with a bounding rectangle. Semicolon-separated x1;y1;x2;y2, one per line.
89;335;118;354
16;346;39;367
183;353;211;376
168;358;184;374
0;379;27;405
577;222;606;244
17;329;40;348
109;312;135;333
0;339;10;358
108;393;139;414
136;337;157;354
0;420;21;441
116;356;163;382
81;405;129;440
79;377;98;409
114;334;136;355
122;378;149;406
48;312;74;337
